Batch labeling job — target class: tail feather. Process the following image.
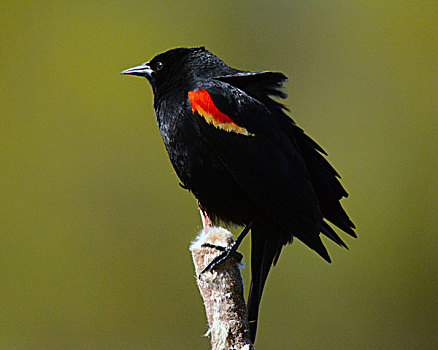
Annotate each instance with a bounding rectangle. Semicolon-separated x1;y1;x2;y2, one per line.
248;221;283;343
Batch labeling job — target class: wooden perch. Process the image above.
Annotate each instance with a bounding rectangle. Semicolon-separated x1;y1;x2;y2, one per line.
190;226;255;350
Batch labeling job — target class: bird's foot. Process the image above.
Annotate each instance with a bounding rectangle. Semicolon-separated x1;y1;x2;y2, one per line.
199;241;243;278
198;220;254;278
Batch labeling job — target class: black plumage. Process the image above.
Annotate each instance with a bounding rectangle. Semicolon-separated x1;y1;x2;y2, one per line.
121;47;355;343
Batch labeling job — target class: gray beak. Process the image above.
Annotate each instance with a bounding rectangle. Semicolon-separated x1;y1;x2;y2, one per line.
120;61;153;77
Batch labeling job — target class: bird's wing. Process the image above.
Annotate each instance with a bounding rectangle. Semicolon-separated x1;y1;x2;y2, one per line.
215;71;288;100
188;81;331;260
215;71;356;238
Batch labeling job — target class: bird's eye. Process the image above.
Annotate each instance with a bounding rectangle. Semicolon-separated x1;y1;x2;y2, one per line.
156;62;164;71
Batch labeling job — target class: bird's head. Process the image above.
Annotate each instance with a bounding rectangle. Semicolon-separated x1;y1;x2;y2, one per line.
121;47;235;97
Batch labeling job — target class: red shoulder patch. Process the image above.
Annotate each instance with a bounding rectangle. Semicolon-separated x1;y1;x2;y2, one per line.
188;88;254;136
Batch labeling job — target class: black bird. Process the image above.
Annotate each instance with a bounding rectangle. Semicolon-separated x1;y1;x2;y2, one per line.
121;47;355;342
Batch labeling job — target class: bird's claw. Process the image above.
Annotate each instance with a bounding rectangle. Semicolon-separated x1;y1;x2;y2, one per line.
201;242;225;251
198;243;242;278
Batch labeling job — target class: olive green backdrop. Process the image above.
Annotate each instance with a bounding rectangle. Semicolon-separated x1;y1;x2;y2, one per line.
1;1;436;349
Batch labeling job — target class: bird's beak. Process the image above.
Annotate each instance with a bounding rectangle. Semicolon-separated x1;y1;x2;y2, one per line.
120;61;153;78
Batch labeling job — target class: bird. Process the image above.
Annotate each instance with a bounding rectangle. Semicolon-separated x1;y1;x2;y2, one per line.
121;46;356;343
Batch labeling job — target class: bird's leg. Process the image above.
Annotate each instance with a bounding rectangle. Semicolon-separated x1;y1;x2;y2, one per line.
199;203;214;233
199;220;254;277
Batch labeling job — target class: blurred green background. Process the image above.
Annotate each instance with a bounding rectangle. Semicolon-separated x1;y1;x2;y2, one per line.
1;1;437;349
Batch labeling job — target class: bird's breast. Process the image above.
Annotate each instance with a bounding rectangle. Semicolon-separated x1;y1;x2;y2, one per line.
154;101;256;224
